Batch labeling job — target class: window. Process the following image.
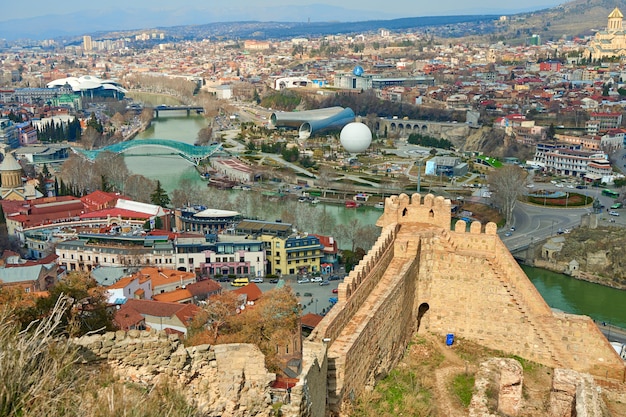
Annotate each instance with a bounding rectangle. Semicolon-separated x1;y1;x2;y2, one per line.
179;258;185;264
188;258;193;264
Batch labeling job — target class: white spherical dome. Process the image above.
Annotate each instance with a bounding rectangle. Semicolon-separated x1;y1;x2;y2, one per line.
340;122;372;153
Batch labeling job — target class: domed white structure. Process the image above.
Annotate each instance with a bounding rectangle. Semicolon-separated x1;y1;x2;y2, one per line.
340;122;372;153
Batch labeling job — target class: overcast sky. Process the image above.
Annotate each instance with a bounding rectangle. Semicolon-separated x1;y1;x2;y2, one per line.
1;0;566;22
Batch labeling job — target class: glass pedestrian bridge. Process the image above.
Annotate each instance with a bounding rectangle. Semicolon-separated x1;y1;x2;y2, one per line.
73;139;223;165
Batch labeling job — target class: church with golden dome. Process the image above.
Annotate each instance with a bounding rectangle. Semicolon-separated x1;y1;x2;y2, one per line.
588;7;626;60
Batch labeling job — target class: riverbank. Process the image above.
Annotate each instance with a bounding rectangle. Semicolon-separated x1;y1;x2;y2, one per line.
531;259;626;291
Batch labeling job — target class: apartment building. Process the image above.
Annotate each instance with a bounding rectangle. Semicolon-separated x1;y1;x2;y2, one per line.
533;143;609;178
200;234;265;279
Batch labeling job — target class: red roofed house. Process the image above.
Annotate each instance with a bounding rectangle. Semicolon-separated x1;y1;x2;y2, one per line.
81;190;122;212
232;282;263;306
114;299;200;335
154;279;222;304
105;273;152;305
1;196;84;240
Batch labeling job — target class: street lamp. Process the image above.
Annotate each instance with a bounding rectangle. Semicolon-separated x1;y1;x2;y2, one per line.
416;159;423;193
315;298;318;314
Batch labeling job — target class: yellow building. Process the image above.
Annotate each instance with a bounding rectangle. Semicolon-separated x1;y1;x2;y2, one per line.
234;219;324;276
588;8;626;60
260;234;323;276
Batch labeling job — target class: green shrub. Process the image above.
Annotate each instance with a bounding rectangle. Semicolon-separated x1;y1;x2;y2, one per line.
451;373;475;408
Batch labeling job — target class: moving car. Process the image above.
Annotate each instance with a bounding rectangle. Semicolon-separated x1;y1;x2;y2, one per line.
297;277;310;284
609;211;620;216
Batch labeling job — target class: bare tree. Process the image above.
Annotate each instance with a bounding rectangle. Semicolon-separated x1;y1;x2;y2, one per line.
93;151;129;192
336;218;360;252
124;174;156;203
80;126;101;150
195;126;214;146
487;165;527;226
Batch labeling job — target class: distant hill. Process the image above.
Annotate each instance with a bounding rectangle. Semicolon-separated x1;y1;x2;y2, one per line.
2;0;625;44
488;0;626;42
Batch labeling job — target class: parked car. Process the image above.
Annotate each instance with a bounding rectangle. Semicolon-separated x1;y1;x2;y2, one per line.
297;277;310;284
250;277;264;283
328;275;340;281
269;278;279;284
609;211;620;216
303;292;313;297
311;276;323;283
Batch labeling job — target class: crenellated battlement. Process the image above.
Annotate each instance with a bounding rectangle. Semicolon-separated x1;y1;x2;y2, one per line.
376;193;452;230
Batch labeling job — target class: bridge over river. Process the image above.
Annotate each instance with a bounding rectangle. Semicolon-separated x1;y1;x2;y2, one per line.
153;105;204;117
72;139;222;165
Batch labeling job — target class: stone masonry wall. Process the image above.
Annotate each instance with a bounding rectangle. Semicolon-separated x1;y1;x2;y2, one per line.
292;193;625;415
73;330;277;416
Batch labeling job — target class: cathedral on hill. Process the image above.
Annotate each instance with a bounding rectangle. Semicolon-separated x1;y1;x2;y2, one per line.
588;7;626;60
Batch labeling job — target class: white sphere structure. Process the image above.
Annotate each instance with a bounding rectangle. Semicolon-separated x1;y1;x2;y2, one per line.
340;122;372;153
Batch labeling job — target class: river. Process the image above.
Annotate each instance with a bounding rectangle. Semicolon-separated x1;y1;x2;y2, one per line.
125;93;626;329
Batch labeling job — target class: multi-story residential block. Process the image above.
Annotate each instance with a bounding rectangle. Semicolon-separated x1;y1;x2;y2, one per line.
0;119;19;148
533;143;609;178
200;234;265;278
260;233;323;276
234;219;323;275
589;112;622;131
55;233;177;272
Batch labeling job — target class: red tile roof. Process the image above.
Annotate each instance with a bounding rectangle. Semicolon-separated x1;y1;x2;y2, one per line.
301;313;323;329
116;299;200;323
81;190;121;211
233;282;263;302
80;207;152;220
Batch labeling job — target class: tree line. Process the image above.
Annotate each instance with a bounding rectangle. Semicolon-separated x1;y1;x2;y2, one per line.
36;117;82;142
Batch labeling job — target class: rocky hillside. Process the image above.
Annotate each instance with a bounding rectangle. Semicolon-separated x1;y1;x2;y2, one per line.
495;0;626;42
545;226;626;289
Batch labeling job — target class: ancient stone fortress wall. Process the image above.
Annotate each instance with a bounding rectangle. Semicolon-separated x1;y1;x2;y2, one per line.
295;193;625;416
72;330;277;417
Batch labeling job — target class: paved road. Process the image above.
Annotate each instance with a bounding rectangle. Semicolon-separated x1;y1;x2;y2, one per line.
498;183;626;253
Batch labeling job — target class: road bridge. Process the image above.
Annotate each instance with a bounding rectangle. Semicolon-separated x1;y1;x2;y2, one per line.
153;105;205;117
72;139;222;165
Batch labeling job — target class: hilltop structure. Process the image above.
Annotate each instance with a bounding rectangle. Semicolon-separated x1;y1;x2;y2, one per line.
289;193;625;416
587;7;626;60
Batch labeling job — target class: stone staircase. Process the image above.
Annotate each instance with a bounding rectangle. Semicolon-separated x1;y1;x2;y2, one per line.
487;257;569;369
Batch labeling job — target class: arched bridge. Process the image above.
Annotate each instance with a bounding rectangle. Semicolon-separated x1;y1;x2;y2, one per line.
72;139;222;165
374;117;470;138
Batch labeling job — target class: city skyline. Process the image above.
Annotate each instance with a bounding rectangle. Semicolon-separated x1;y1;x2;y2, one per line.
1;0;565;24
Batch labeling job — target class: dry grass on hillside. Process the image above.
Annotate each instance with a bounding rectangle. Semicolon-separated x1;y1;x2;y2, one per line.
349;333;553;417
